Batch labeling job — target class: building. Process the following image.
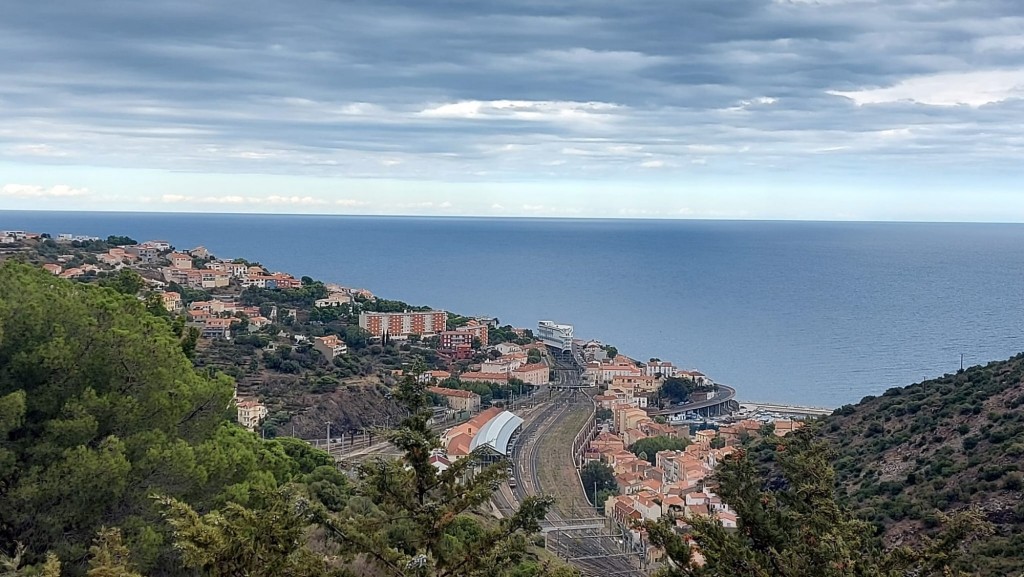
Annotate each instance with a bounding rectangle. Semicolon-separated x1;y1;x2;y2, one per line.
460;371;510;385
481;357;522;374
200;271;231;288
42;263;62;275
125;245;159;264
644;361;678;378
512;363;549;386
612;374;659;393
440;330;475;351
201;318;232;340
145;240;172;251
454;320;488;347
440;407;523;461
359;310;448;340
168;252;193;269
538;320;573;351
313;335;348;361
315;292;352;307
160;291;183;313
428;386;482;413
236;398;267;431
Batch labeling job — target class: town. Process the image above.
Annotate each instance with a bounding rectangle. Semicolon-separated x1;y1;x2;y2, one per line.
5;229;824;574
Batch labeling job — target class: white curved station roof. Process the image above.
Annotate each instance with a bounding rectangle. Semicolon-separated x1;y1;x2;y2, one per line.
470;410;524;456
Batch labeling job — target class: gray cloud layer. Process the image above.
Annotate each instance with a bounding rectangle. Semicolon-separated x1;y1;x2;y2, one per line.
3;0;1024;183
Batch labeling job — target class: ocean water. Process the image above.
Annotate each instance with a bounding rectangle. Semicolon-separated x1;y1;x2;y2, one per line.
4;211;1023;408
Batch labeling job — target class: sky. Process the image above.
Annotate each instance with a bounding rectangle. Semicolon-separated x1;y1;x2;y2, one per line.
2;0;1024;221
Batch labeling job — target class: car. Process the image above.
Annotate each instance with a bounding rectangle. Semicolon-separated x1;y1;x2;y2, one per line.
508;477;517;488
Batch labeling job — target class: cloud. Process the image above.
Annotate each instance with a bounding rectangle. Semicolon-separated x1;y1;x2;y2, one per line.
1;184;88;198
417;100;622;127
830;70;1024;107
1;0;1023;215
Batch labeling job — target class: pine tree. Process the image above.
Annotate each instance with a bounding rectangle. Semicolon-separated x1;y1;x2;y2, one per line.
315;370;557;576
645;431;991;576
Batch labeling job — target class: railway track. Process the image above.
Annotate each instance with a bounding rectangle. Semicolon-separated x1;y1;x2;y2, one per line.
505;390;645;577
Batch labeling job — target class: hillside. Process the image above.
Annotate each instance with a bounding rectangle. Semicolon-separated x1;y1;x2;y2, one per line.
820;353;1024;575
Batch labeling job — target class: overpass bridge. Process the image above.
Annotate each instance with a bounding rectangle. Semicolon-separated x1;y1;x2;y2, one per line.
649;384;739;418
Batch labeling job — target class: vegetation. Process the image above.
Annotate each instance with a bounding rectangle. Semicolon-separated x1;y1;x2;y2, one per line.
819;354;1024;574
629;436;690;465
0;263;571;577
579;462;617;507
657;376;715;406
488;325;534;346
647;431;989;576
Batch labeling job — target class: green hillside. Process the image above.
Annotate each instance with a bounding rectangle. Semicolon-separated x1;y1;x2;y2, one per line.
821;354;1024;575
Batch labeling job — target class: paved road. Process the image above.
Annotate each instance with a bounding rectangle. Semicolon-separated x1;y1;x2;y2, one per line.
648;383;737;416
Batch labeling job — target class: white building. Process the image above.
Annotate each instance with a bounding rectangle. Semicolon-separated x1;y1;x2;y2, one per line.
236;399;268;431
538;320;573;351
644;361;677;378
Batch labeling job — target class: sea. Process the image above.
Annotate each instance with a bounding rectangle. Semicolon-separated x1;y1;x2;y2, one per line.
4;211;1023;408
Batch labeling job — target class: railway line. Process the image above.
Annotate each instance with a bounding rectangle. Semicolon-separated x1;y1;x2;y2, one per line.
502;389;646;577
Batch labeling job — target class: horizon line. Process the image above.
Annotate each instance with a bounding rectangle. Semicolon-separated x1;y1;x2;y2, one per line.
1;207;1023;226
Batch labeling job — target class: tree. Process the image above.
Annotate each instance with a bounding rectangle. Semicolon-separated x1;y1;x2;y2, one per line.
99;269;146;296
86;528;143;577
659;378;690;404
0;263;315;573
580;462;617;507
603;346;618;359
629;436;689;465
595;408;613;421
317;369;556;576
527;349;542;365
645;431;991;577
105;236;138;246
159;490;334;577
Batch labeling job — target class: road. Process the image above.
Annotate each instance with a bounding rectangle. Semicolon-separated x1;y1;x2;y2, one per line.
648;383;737;416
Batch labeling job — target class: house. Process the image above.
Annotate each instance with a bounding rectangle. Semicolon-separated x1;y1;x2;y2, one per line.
160;291;183;313
201;271;231;288
236;398;267;431
126;245;159;264
481;358;521;374
248;316;271;330
59;267;84;279
168;252;193;269
42;263;62;275
313;335;348;361
201;318;232;340
644;361;678;378
315;292;352;308
512;363;549;386
494;343;523;355
417;369;452;383
459;371;510;385
428;386;482;413
612;374;659;393
145;240;172;251
97;253;122;266
189;246;211;258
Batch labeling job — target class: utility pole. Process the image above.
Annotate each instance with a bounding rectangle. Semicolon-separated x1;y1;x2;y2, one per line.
961;353;965;372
